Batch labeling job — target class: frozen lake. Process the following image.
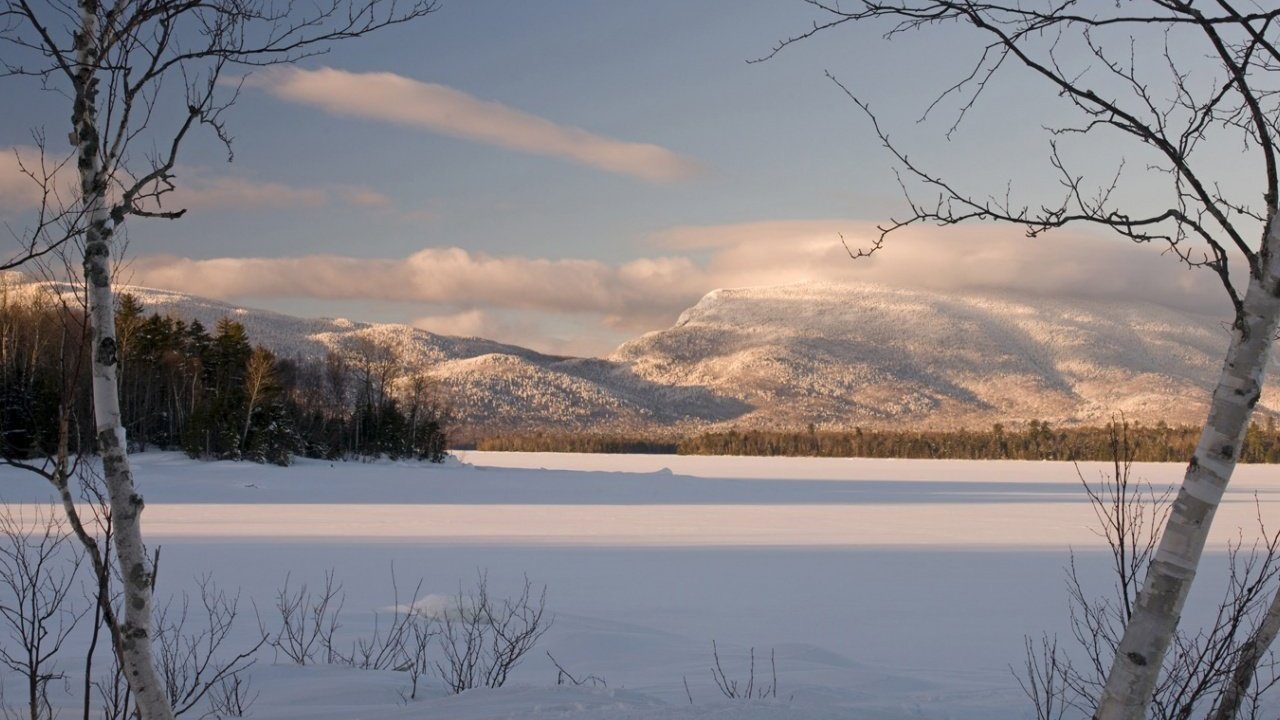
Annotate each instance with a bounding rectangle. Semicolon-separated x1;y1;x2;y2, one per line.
1;452;1276;719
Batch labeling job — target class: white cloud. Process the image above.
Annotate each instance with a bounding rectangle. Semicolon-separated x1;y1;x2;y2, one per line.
168;174;328;210
336;187;394;209
0;146;77;213
0;148;395;215
409;309;621;356
250;67;701;183
411;309;510;338
130;248;702;322
650;219;851;250
649;219;1229;315
127;219;1234;355
161;171;394;212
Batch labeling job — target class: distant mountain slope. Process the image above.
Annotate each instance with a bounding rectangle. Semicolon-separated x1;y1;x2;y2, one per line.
41;280;1272;433
610;282;1275;429
121;286;546;367
109;285;746;434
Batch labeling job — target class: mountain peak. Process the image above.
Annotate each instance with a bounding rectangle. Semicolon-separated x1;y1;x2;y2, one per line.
11;278;1268;434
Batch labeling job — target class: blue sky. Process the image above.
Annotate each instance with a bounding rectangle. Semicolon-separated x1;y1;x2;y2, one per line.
0;0;1244;354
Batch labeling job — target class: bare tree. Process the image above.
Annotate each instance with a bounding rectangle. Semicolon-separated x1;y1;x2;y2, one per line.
77;469;118;720
1211;585;1280;720
1019;421;1280;718
769;2;1280;716
1;1;438;718
239;347;276;452
0;505;85;720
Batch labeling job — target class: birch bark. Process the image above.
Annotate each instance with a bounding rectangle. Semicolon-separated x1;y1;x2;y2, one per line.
1096;214;1280;719
1209;582;1280;720
73;2;174;718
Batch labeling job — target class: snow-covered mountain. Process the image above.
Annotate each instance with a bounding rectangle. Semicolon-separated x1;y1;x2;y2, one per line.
611;282;1272;429
72;281;1278;434
108;285;746;435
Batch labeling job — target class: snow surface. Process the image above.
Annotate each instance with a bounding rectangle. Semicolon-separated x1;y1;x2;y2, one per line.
26;278;1278;433
0;452;1277;718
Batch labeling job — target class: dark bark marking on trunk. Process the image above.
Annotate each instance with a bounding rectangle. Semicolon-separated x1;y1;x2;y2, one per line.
96;336;117;366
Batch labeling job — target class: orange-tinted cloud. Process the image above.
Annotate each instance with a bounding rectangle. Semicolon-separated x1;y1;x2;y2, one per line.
127;220;1232;356
252;67;702;183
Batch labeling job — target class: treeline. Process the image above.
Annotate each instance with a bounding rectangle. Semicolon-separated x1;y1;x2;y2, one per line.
0;283;93;457
473;420;1280;462
677;420;1280;463
474;433;677;454
1;286;447;465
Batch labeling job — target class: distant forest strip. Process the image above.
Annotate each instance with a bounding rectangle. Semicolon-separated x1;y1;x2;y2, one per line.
2;287;448;465
473;434;679;454
478;421;1280;462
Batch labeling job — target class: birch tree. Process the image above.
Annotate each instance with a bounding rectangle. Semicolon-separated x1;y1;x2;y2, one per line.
241;346;276;452
0;1;438;718
769;2;1280;717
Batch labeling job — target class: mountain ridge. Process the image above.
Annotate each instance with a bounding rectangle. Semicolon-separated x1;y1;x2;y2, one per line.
15;277;1271;434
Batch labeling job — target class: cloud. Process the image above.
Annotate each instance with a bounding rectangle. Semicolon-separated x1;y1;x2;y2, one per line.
411;309;510;338
409;309;617;356
169;175;327;210
648;219;1229;316
127;219;1234;356
161;171;394;212
0;146;77;213
650;219;853;251
130;248;703;325
0;147;45;211
250;67;701;183
0;148;395;215
336;187;394;209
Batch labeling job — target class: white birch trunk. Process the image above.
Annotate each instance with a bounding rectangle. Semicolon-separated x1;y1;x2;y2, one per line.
241;348;271;451
73;3;175;719
1095;217;1280;719
1209;582;1280;720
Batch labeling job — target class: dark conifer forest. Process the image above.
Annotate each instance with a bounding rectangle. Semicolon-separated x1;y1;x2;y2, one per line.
13;284;1280;466
1;287;448;464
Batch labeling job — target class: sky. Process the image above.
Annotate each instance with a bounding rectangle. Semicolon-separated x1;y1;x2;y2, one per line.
0;0;1253;356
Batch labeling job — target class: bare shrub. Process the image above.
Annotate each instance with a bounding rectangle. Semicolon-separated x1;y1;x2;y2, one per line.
337;567;430;672
255;568;549;699
76;472;119;720
208;674;256;719
398;613;436;702
0;504;85;720
1022;420;1280;720
93;653;133;720
547;651;607;689
434;573;551;694
709;640;777;701
256;571;344;665
1016;634;1070;720
154;577;264;717
327;566;442;701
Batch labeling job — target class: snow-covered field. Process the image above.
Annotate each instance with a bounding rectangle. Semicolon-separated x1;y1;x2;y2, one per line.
1;452;1278;719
